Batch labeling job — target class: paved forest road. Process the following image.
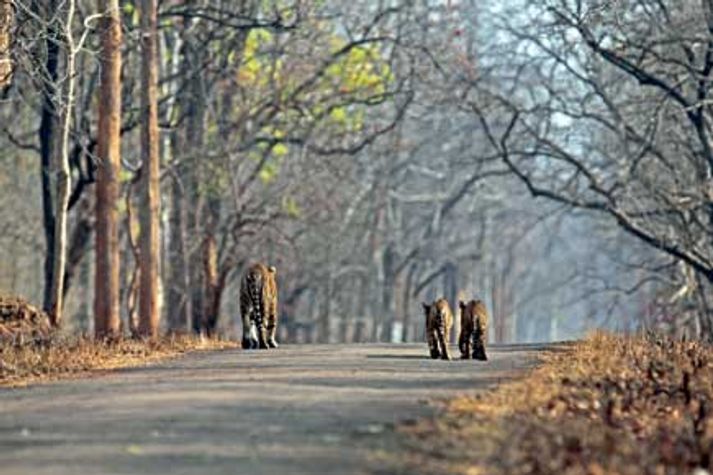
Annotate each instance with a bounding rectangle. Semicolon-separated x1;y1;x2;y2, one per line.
0;343;551;475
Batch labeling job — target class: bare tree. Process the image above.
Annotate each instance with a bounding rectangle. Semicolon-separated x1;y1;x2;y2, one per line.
47;0;76;326
137;0;161;338
0;0;11;87
94;0;122;338
467;0;713;339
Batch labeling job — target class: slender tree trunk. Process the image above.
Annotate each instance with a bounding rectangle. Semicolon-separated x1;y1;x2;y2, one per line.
185;47;206;335
319;273;333;343
62;196;93;297
138;0;161;338
39;0;59;312
167;159;190;332
124;181;141;337
380;245;396;342
48;0;79;327
402;262;417;342
165;10;194;333
443;262;457;343
201;232;218;335
75;256;90;333
0;0;12;87
94;0;122;338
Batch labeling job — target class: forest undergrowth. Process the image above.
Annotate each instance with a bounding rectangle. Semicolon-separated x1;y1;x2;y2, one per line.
398;332;713;475
0;295;236;387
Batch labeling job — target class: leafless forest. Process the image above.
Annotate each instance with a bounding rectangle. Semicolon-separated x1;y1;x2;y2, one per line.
1;0;711;344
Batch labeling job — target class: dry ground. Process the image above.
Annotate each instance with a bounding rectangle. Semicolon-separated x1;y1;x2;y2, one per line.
0;294;236;387
0;343;546;475
398;333;713;475
0;334;237;387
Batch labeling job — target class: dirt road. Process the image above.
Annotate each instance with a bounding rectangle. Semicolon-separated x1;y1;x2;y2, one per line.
0;343;549;475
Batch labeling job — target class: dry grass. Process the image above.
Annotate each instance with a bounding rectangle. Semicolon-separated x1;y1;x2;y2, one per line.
0;294;238;387
398;332;713;475
0;334;237;388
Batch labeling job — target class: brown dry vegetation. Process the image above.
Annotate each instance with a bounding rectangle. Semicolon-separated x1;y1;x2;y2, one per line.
398;333;713;475
0;295;236;387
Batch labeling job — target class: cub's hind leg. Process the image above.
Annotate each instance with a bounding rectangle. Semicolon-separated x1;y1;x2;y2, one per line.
437;327;451;361
472;327;487;361
459;322;472;360
427;329;441;359
458;330;467;359
458;302;469;359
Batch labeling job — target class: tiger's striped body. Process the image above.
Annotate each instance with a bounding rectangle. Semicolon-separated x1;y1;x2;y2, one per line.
240;263;278;350
422;298;453;360
458;299;488;360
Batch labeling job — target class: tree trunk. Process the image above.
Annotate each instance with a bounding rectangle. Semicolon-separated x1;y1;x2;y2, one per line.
166;139;190;331
402;262;417;342
75;256;90;333
61;196;93;298
94;0;122;339
137;0;161;338
185;51;206;335
38;0;59;312
0;0;12;87
380;244;396;342
201;233;219;335
443;261;457;343
48;0;79;327
319;273;333;343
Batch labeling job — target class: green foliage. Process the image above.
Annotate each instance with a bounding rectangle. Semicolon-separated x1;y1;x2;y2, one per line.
282;196;301;218
225;22;395;189
324;40;394;99
238;29;281;86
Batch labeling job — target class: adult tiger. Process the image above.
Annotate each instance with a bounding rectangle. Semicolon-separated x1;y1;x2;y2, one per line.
240;263;278;349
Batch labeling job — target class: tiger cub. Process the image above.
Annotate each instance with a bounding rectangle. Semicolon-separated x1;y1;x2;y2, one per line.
421;298;453;360
240;263;278;350
458;299;489;361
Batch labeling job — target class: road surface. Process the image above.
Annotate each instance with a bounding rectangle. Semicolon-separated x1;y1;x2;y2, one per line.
0;343;550;475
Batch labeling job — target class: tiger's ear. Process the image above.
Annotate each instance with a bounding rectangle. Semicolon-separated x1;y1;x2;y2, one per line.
421;302;429;312
459;300;466;310
268;266;276;274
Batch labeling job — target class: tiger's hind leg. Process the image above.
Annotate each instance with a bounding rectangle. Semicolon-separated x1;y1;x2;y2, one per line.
460;335;470;360
459;325;472;359
437;326;451;361
255;318;269;349
427;329;440;359
240;303;259;350
472;328;487;361
266;299;279;348
472;343;487;361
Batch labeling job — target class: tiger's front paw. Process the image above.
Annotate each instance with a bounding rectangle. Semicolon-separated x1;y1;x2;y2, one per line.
267;338;279;349
441;352;452;361
429;348;440;359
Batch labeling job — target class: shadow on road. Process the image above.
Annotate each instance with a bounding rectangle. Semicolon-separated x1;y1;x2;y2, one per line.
365;354;427;360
